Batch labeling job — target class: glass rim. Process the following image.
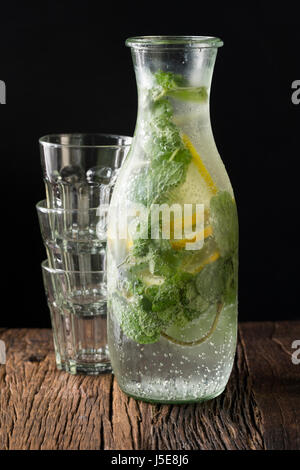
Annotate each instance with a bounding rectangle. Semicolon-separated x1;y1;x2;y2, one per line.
36;199;103;213
125;35;223;49
41;259;106;275
39;133;132;149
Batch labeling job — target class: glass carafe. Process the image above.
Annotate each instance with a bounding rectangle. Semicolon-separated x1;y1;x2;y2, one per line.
107;36;238;403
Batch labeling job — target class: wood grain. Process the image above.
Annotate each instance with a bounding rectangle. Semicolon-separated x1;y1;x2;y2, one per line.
0;322;299;450
239;321;300;450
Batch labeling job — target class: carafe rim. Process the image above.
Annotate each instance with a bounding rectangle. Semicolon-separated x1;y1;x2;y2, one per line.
125;35;223;50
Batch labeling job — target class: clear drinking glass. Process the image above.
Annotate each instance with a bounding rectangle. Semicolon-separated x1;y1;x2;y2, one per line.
42;260;110;374
36;200;107;271
38;134;131;374
39;133;132;209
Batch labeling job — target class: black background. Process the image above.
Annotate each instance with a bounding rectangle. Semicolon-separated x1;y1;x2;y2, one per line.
0;2;299;327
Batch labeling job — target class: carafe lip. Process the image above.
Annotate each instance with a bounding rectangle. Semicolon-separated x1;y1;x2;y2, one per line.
126;35;223;49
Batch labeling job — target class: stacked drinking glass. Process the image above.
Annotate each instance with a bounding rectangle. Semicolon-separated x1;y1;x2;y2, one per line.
36;134;132;375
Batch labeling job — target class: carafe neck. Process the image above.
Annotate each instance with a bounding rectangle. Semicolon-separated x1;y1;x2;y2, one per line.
127;36;222;126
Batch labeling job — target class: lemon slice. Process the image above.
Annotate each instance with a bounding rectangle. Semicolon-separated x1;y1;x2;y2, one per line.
191;251;220;274
170;208;208;236
127;136;217;253
182;250;220;275
171;225;213;250
126;237;133;250
140;272;165;287
182;134;218;195
180;235;220;273
164;303;219;343
168;135;218;250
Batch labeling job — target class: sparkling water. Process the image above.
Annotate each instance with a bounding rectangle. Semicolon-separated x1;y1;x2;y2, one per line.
108;289;237;402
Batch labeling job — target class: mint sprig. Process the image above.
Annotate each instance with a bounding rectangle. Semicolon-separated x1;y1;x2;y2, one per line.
152;70;208;102
112;72;237;345
210;191;239;258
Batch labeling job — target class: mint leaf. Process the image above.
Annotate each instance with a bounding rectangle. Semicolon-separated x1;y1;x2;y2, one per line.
152;71;207;103
210;191;238;258
223;254;238;304
180;282;210;320
151;71;184;100
168;87;208;102
131;72;196;207
155;70;185;89
131;238;149;258
130;159;187;206
111;294;162;344
195;257;227;303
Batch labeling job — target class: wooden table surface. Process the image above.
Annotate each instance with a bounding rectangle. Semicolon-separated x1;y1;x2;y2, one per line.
0;321;299;451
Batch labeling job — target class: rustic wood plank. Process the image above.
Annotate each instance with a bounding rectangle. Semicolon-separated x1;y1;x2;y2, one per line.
239;321;300;450
0;329;113;450
0;326;267;450
3;323;299;450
